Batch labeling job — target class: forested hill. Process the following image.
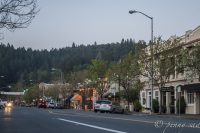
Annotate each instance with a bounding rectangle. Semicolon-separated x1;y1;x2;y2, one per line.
0;39;146;91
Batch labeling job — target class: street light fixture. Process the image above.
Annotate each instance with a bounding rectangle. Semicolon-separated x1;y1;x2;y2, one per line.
51;68;64;84
0;75;5;78
129;10;154;114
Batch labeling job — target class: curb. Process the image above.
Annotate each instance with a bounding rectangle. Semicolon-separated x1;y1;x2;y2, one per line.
130;112;200;120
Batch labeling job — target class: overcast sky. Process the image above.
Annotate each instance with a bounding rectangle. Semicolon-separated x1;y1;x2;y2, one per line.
1;0;200;50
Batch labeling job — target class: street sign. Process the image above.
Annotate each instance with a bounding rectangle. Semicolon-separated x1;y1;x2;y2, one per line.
161;86;174;92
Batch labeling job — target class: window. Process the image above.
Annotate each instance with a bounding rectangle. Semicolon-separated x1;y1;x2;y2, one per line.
170;57;175;79
155;91;159;101
142;92;146;105
187;92;194;104
142;92;145;97
176;55;184;74
148;92;151;95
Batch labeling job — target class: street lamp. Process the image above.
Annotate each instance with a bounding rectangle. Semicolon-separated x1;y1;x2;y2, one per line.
51;68;64;84
129;10;154;114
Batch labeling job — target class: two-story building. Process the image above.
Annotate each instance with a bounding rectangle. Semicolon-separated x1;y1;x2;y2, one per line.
140;25;200;114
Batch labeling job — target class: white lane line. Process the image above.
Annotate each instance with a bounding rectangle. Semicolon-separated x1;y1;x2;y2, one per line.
49;110;154;124
57;118;127;133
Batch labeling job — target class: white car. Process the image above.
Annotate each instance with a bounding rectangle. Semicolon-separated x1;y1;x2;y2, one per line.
47;102;55;108
0;99;7;109
94;100;112;113
0;99;4;109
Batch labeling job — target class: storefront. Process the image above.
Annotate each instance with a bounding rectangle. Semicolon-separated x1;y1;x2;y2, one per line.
181;83;200;114
71;94;82;109
160;86;175;114
160;84;200;114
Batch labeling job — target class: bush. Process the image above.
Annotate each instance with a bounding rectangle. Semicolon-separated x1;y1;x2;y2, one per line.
170;106;175;114
176;96;186;114
152;99;159;113
134;100;142;112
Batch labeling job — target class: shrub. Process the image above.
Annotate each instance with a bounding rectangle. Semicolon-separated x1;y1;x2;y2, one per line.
134;100;142;112
161;105;166;113
176;96;186;114
152;99;159;113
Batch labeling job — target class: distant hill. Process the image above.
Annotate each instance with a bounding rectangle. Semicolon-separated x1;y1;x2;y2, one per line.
0;39;146;91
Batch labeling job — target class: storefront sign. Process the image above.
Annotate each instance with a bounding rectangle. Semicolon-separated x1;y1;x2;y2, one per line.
161;86;174;92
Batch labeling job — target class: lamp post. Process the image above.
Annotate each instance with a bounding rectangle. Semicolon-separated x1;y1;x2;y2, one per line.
129;10;154;114
51;68;64;84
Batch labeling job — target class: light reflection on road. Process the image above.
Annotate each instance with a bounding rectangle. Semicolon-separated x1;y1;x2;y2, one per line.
4;107;12;114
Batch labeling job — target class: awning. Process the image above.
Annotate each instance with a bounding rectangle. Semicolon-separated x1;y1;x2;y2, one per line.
71;94;82;101
182;83;200;92
161;86;174;92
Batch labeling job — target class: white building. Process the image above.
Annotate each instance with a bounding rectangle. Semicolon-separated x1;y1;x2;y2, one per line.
38;82;70;99
140;25;200;114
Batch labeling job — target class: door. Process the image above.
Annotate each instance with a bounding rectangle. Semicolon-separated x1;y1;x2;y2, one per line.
147;91;151;109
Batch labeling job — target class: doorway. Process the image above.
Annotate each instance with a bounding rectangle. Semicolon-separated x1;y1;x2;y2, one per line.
196;92;200;114
147;91;151;109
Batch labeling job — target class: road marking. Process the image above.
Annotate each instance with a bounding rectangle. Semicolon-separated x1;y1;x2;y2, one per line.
50;110;200;129
58;118;127;133
49;110;154;124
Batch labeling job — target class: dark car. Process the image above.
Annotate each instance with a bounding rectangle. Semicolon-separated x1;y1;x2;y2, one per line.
54;103;64;109
111;102;125;114
38;100;47;108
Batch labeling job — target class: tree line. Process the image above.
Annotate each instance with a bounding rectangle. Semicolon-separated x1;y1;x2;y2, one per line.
0;39;146;91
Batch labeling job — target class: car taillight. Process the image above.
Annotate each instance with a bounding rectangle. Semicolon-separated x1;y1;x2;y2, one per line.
109;104;112;107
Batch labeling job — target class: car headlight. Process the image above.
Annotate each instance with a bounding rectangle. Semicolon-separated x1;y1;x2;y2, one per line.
7;102;12;107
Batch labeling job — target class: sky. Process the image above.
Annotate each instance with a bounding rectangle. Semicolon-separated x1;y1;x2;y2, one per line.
1;0;200;50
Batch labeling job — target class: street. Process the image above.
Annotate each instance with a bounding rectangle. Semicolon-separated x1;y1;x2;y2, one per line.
0;107;200;133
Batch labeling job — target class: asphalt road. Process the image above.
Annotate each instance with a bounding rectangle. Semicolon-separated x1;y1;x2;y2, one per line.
0;106;200;133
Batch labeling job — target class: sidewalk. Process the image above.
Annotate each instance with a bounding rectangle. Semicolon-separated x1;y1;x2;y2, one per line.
74;108;200;120
130;111;200;120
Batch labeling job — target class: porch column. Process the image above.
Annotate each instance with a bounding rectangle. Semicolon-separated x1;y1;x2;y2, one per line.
166;92;171;114
175;90;178;114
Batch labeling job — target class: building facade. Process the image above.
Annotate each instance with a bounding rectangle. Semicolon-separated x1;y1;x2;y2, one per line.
140;25;200;114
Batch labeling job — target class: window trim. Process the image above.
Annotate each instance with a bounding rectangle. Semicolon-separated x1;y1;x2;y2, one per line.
187;92;194;105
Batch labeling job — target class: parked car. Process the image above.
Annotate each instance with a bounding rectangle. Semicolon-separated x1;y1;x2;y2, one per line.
0;99;7;109
94;100;112;113
20;101;26;107
111;102;125;114
0;99;4;109
54;103;64;109
47;102;55;108
25;103;34;107
38;100;47;108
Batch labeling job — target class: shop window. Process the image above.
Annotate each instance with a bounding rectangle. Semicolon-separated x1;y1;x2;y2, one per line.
187;92;194;104
155;91;159;101
142;92;146;105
